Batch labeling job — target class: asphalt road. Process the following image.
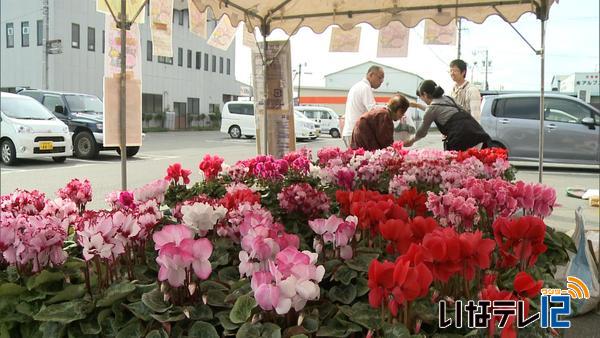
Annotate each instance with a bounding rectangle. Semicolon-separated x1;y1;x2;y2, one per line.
1;130;598;233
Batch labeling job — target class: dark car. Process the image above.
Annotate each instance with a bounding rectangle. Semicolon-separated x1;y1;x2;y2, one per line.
18;89;139;158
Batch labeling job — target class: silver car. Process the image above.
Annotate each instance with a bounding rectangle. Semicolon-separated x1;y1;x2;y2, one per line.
480;94;600;165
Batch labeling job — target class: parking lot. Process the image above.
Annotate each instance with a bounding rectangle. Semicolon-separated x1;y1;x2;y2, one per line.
1;130;598;233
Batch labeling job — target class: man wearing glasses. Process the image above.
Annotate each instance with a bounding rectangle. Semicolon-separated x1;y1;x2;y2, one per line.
449;59;482;122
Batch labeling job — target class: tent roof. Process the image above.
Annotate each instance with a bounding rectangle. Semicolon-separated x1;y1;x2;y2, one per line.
192;0;555;35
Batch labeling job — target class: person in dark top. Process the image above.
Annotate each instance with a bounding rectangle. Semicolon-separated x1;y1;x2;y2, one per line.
403;80;491;151
350;94;410;151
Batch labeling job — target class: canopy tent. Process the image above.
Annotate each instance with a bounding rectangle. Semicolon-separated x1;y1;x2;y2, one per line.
109;0;556;189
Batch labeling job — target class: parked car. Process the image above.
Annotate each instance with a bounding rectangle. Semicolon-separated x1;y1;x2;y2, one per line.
1;92;72;165
480;93;600;165
220;101;320;140
294;106;341;138
18;89;140;158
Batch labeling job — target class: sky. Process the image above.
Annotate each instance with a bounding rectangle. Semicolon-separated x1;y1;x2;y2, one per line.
234;0;599;93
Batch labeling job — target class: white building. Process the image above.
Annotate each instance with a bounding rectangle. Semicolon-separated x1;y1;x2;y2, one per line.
1;0;246;129
551;72;600;109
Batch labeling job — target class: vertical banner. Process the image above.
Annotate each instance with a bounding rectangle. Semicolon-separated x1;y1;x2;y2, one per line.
96;0;146;23
207;15;236;51
103;16;142;147
242;24;257;50
329;27;361;52
188;0;207;38
423;19;457;45
151;0;173;57
377;21;409;57
252;41;296;157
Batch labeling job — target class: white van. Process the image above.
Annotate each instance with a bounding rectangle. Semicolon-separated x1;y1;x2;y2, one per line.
1;92;73;165
294;106;341;138
220;101;320;140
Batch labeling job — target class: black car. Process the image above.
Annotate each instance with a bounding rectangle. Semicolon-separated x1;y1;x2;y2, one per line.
18;89;139;158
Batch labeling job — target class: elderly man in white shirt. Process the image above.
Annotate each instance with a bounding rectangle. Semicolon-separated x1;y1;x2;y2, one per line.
342;66;385;147
449;59;482;122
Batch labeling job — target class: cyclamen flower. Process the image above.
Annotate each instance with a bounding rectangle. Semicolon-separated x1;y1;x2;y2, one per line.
57;179;92;210
2;189;47;216
181;202;227;236
277;183;330;218
199;154;224;180
134;179;169;203
493;216;547;269
165;163;192;185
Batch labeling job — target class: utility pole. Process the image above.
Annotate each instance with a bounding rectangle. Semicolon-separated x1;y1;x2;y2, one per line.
484;49;489;90
42;0;49;89
297;63;302;105
456;18;462;59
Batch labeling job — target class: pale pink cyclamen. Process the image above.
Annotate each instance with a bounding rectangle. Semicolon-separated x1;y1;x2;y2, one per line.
57;178;92;210
77;210;139;261
308;215;357;259
133;178;169;204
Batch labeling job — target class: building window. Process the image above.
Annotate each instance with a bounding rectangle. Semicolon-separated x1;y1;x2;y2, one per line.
219;57;224;73
173;10;178;24
204;53;209;71
102;30;105;53
227;58;231;75
187;49;192;68
177;47;183;66
179;10;184;25
142;93;164;121
71;23;80;48
195;52;201;69
158;56;173;64
87;27;95;51
211;55;216;72
21;22;29;47
6;23;14;48
147;41;153;61
37;20;43;46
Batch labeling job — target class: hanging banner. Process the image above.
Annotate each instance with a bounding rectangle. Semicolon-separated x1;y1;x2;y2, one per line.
329;27;361;52
377;21;409;58
103;16;142;79
96;0;146;24
242;24;257;50
252;41;296;157
207;15;236;51
103;16;142;147
151;0;174;57
423;19;457;45
188;0;207;38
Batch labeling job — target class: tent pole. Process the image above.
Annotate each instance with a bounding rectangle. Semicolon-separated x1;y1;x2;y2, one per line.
262;21;269;155
538;15;546;183
119;0;128;190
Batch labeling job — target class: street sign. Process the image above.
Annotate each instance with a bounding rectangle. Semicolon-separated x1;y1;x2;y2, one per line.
47;39;62;54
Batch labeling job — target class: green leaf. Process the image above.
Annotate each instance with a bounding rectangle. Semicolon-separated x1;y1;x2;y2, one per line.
216;311;239;330
115;320;142;338
316;315;362;337
212;251;231;267
207;289;229;307
188;321;219;338
79;313;101;335
345;253;379;272
47;284;86;304
333;265;358;285
150;309;186;322
33;300;89;324
184;304;213;320
26;270;64;290
236;322;281;338
229;294;257;324
328;284;357;304
123;301;152;321
291;335;309;338
382;323;410;338
301;313;320;333
200;280;229;292
146;329;169;338
323;259;343;278
341;303;382;330
355;277;369;297
39;321;65;338
19;321;40;338
218;266;241;284
261;323;282;338
141;288;172;313
0;282;26;297
96;282;136;307
16;301;41;317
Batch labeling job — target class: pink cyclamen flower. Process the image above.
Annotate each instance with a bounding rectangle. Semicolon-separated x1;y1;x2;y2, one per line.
152;224;193;251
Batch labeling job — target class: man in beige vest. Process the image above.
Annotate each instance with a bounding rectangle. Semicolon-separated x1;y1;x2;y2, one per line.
449;59;481;122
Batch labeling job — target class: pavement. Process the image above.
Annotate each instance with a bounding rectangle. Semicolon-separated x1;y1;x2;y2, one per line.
1;130;598;336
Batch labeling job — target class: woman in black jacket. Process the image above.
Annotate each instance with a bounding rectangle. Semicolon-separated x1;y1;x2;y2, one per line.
404;80;491;151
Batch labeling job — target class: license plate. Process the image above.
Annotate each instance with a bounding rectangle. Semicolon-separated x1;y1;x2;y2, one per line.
39;141;54;150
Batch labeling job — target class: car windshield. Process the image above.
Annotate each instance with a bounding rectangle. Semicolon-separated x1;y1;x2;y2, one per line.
1;96;55;120
65;95;103;113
